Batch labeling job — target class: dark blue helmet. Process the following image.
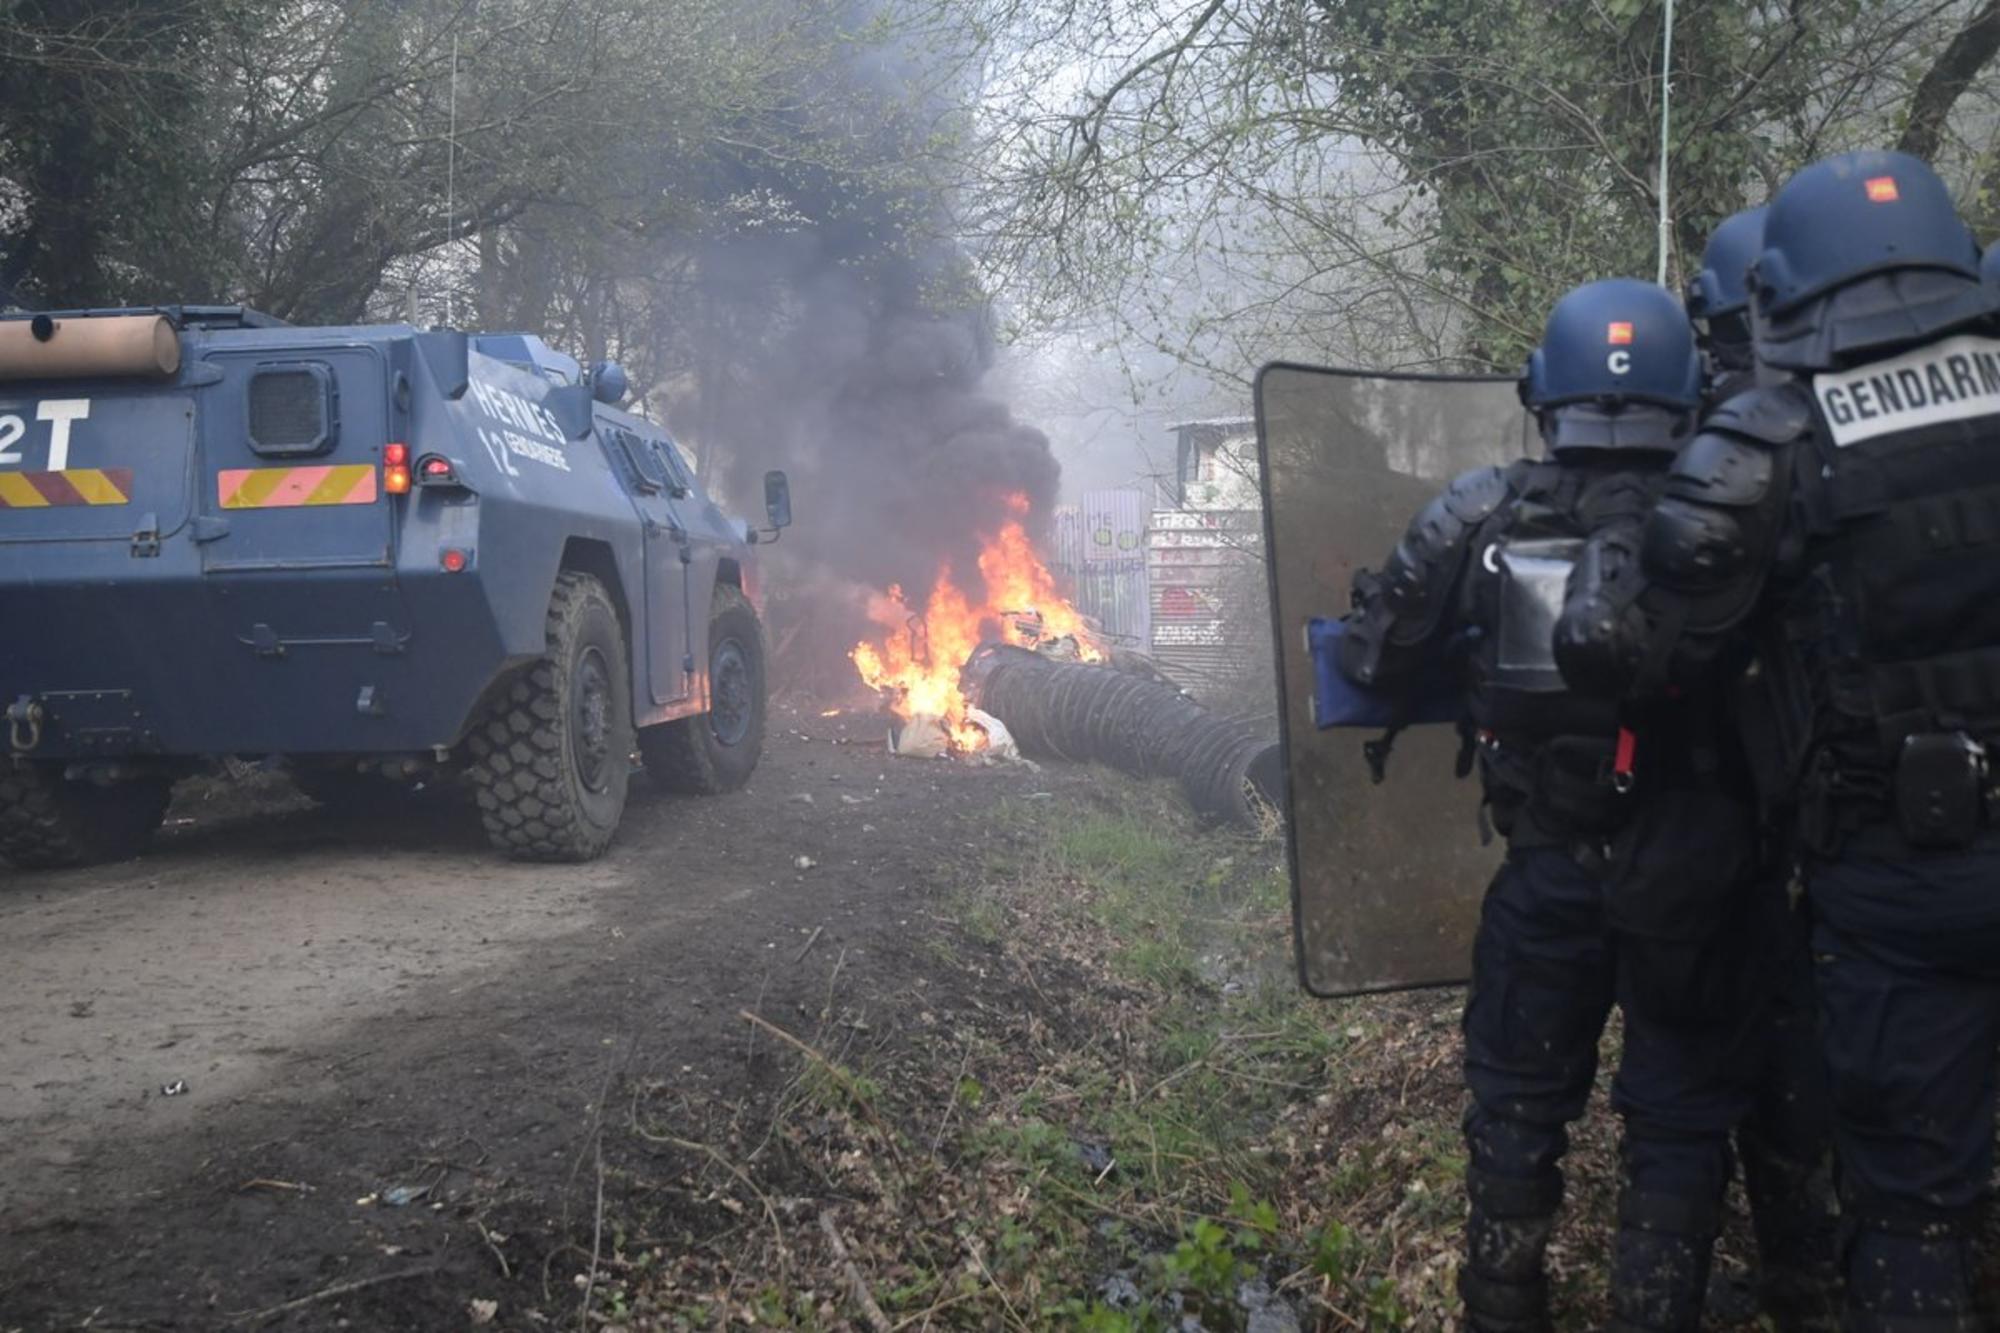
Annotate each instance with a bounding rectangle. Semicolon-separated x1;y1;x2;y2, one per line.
1522;278;1702;411
1522;278;1700;455
1755;150;1979;316
1688;207;1766;322
1984;244;2000;291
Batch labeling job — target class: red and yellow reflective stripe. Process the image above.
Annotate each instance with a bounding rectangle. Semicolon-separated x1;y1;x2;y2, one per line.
0;468;133;507
217;464;377;509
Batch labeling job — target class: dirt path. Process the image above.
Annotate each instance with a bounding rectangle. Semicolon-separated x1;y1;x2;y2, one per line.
0;708;1065;1330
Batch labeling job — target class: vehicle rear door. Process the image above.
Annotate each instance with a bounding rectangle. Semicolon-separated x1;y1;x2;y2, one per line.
195;347;395;571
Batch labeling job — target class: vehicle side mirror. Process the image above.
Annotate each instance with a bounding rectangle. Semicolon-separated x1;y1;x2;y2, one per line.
543;383;595;439
763;470;793;531
589;360;628;406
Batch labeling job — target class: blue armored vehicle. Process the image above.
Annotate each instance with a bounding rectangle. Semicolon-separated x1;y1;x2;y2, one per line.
0;306;789;866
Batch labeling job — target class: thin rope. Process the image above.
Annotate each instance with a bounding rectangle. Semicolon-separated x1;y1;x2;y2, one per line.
445;31;459;326
1656;0;1676;288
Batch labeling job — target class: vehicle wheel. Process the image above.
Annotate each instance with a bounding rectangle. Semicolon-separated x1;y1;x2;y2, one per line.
638;584;767;795
0;763;173;870
467;571;633;862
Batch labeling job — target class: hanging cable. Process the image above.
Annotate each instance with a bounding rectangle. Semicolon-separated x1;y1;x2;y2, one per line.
1655;0;1676;288
445;31;459;327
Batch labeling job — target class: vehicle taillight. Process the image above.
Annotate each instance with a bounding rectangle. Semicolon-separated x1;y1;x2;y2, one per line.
383;442;411;496
413;453;469;493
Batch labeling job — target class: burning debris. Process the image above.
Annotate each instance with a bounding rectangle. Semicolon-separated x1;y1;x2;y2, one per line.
851;494;1104;754
844;502;1280;825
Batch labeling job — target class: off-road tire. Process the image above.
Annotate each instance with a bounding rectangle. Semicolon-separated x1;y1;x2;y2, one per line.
0;763;172;870
468;571;633;862
639;585;767;795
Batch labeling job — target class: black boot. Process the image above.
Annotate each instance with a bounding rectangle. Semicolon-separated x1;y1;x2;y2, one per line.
1740;1135;1839;1332
1460;1166;1562;1333
1605;1189;1719;1333
1842;1313;1984;1333
1842;1219;1983;1333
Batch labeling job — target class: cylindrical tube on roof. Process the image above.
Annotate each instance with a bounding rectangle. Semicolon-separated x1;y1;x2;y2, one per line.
0;314;181;381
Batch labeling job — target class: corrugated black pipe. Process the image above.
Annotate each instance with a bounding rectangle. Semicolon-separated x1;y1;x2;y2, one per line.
962;644;1284;825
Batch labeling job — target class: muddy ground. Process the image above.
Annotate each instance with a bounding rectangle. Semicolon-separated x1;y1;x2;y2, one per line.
0;707;1076;1330
2;707;1804;1333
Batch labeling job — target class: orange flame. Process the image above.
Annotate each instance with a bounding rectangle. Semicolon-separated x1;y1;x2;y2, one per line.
852;500;1103;752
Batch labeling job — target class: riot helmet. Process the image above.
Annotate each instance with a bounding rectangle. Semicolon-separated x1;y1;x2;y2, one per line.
1520;277;1701;455
1752;149;1997;370
1687;206;1765;371
1983;243;2000;292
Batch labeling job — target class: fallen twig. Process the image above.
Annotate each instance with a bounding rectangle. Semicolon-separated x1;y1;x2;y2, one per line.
962;1235;1031;1333
823;946;849;1018
746;967;774;1065
737;1009;899;1155
474;1218;512;1279
629;1115;790;1282
228;1267;432;1325
931;1046;974;1155
819;1211;893;1333
576;1136;604;1331
237;1178;311;1195
557;1043;627;1307
889;1288;982;1330
793;924;825;964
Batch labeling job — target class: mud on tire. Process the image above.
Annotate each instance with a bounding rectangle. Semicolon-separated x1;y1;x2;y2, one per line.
639;584;767;795
0;763;173;870
468;571;633;862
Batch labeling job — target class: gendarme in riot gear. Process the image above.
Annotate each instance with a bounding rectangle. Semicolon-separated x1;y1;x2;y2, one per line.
1327;278;1714;1333
1264;274;1833;1332
1687;206;1766;389
1557;148;2000;1333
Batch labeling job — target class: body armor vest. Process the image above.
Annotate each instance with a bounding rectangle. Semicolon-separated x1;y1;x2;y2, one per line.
1779;330;2000;767
1467;463;1636;741
1463;462;1653;837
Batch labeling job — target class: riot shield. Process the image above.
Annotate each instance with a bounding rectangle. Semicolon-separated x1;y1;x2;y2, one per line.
1254;363;1532;997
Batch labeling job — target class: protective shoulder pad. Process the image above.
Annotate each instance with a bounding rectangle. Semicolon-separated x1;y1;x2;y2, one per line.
1364;463;1522;664
1392;464;1517;589
1666;429;1774;508
1441;463;1516;520
1702;383;1812;446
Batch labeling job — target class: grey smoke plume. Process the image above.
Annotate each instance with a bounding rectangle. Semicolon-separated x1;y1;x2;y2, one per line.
698;233;1060;595
668;36;1064;691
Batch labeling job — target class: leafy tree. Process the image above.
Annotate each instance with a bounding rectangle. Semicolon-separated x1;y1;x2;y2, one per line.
966;0;2000;372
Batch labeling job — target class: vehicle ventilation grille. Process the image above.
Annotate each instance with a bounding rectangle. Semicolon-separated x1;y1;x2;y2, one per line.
248;366;333;456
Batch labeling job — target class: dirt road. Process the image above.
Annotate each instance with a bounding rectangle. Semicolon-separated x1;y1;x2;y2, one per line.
0;709;1060;1329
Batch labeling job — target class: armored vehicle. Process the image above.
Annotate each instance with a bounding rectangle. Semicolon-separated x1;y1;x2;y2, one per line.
0;306;790;867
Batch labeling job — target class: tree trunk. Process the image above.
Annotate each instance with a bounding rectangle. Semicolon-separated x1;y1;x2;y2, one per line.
1898;0;2000;162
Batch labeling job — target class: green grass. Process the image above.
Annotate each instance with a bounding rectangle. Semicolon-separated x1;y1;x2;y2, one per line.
617;772;1483;1330
924;781;1432;1329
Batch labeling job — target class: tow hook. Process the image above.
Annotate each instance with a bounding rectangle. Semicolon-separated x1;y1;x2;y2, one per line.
7;696;43;754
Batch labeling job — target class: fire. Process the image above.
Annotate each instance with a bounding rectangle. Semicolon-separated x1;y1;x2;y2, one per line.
852;504;1102;752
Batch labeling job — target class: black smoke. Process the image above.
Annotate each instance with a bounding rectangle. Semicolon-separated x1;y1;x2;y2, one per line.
666;32;1063;694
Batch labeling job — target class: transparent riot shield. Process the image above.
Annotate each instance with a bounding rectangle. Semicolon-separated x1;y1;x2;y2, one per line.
1254;364;1532;997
